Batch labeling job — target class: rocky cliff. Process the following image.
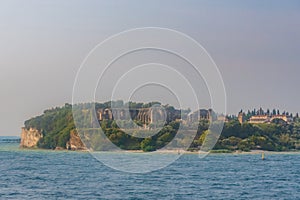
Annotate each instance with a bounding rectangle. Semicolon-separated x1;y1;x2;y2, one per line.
20;127;86;150
20;127;43;148
66;130;86;150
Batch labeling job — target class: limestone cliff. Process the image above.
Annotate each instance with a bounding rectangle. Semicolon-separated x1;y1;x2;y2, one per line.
20;127;86;150
20;127;43;148
66;130;86;150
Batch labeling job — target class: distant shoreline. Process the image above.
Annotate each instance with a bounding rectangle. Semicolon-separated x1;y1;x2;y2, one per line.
15;145;300;155
144;149;300;155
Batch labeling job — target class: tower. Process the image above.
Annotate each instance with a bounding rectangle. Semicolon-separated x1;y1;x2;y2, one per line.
238;111;245;124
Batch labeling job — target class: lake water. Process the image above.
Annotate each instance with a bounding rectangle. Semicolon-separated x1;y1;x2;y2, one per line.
0;143;299;199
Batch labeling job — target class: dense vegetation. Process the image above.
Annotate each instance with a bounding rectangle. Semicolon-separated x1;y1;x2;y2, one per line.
24;103;74;149
241;107;297;121
213;119;300;152
24;102;300;152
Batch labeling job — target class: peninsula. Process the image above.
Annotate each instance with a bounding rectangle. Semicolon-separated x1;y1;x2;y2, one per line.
20;101;300;152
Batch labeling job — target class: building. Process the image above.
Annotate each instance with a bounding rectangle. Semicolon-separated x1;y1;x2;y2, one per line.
270;115;293;123
249;115;270;124
187;109;217;123
248;114;293;124
217;114;229;123
238;111;245;124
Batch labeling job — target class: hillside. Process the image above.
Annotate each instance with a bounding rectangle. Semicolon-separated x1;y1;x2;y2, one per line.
21;102;300;152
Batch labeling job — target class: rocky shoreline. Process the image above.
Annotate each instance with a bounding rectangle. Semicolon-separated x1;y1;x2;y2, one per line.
20;127;300;154
20;127;86;151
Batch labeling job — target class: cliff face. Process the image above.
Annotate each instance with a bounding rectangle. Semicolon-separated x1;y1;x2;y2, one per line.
20;127;86;150
20;127;43;148
66;130;86;150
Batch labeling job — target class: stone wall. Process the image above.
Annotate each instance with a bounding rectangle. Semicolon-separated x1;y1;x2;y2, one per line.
97;107;173;124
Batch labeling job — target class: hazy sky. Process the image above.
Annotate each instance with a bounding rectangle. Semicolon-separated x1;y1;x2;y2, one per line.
1;0;300;136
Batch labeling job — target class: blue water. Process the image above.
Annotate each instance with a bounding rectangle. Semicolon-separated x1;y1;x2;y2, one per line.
0;143;299;199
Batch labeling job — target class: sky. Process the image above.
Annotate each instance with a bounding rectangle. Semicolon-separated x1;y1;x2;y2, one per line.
0;0;300;136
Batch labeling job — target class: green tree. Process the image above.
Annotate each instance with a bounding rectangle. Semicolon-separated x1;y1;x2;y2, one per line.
141;138;156;152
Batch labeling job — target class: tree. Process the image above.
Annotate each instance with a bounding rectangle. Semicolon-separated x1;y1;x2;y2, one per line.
279;134;290;146
141;138;156;152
